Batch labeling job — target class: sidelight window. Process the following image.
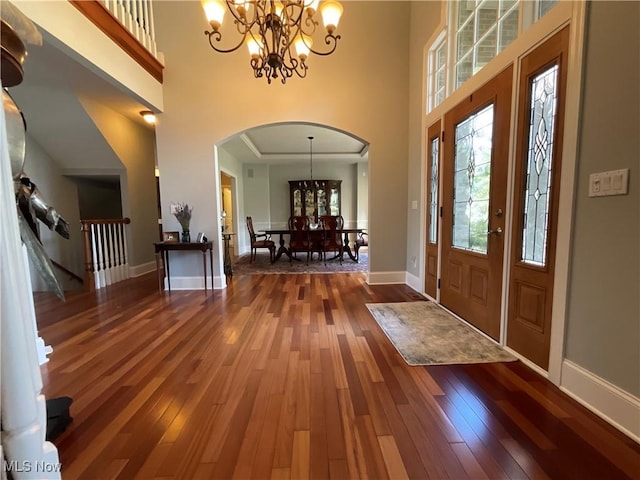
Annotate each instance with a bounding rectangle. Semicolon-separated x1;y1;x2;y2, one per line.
429;136;439;243
521;65;559;266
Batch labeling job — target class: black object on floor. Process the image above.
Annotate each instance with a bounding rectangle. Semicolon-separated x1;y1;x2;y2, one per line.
46;396;73;441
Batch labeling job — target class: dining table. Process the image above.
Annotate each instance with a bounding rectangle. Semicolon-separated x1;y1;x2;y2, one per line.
263;227;364;263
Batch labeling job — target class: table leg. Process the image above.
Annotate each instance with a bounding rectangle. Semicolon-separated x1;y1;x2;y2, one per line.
202;250;207;292
342;232;358;262
272;233;294;262
155;251;163;292
165;250;171;291
209;247;214;291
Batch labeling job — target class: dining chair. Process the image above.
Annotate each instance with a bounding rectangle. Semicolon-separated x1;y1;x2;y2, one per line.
354;230;368;262
246;216;275;263
319;215;344;265
288;215;311;265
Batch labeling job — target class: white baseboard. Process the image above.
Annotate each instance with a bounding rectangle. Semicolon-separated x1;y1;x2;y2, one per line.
561;360;640;443
129;261;157;277
405;271;422;292
367;271;406;285
163;275;225;290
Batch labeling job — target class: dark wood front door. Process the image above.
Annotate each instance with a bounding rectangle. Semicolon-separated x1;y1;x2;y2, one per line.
440;66;513;340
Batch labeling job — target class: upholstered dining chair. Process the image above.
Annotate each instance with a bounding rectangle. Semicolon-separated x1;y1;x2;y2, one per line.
319;215;344;265
246;216;275;263
288;215;311;265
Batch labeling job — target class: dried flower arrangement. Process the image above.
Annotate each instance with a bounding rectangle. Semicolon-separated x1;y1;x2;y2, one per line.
173;202;193;231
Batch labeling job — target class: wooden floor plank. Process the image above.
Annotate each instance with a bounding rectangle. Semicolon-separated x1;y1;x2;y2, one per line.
30;272;639;479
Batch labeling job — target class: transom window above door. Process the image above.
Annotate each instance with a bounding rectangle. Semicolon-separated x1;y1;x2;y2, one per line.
426;0;559;112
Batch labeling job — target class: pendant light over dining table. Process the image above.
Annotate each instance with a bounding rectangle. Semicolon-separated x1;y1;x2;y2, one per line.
201;0;344;84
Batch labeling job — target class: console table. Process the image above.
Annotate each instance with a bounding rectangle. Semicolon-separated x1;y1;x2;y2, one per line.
154;241;214;292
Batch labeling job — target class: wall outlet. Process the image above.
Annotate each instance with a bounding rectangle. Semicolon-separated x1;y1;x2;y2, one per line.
170;203;178;214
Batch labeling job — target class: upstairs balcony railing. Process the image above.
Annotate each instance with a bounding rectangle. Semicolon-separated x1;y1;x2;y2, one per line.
70;0;164;82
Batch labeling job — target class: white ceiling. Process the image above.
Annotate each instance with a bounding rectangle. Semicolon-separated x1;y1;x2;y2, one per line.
220;124;369;165
8;27;368;171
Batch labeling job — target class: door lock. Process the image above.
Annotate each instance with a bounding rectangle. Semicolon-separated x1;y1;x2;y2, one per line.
487;227;503;236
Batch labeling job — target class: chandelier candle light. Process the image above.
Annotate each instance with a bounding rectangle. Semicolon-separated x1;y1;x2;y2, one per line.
201;0;344;84
173;203;193;243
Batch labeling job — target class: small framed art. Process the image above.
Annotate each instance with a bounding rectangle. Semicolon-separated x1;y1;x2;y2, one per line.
163;231;179;242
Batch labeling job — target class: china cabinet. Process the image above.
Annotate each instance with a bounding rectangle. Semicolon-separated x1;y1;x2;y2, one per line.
289;180;341;223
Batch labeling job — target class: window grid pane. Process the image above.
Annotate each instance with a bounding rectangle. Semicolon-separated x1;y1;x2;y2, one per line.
521;65;559;266
453;104;494;254
476;0;499;41
454;0;521;90
428;35;447;112
474;26;497;74
537;0;558;19
429;137;439;243
498;7;519;51
456;52;473;88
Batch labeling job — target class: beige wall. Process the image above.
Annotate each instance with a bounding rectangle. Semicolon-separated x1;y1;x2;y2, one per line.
80;98;159;267
406;1;443;276
154;1;411;277
76;178;122;219
565;1;640;396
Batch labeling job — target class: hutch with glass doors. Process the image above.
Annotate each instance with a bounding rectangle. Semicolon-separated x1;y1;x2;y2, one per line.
289;180;341;224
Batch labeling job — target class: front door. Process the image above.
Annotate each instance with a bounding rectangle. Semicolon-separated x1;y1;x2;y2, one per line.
440;66;513;340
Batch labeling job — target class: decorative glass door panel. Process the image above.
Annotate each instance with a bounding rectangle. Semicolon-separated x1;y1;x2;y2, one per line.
329;188;339;216
293;189;303;216
452;104;494;254
317;188;327;217
428;135;439;244
440;65;513;340
304;189;315;219
521;65;558;266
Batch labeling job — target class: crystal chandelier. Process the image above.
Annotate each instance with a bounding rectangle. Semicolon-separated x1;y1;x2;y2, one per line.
201;0;343;84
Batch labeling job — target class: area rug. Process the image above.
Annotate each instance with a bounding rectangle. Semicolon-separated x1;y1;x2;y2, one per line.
232;251;368;275
366;301;516;365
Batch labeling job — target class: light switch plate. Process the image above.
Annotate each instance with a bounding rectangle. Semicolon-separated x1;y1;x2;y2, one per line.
589;169;629;197
411;200;418;210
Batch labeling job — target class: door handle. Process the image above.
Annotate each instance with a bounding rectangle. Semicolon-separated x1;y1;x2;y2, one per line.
487;227;503;236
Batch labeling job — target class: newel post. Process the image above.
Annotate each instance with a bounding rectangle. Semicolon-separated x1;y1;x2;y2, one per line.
80;220;95;292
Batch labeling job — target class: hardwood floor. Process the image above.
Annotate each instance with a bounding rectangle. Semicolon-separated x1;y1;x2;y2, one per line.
34;272;639;479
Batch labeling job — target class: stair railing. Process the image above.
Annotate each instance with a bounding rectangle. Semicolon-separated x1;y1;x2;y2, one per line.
81;218;131;291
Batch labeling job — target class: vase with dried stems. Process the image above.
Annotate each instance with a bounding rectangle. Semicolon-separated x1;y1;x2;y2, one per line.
173;202;193;243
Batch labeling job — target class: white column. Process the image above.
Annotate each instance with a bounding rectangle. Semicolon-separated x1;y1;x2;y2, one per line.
0;81;61;477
